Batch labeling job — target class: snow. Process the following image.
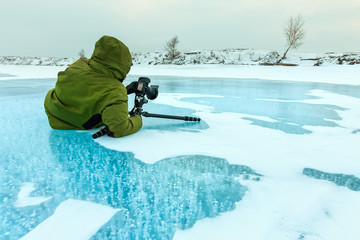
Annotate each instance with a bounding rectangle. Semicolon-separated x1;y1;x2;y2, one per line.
130;64;360;85
1;49;359;85
0;65;64;80
1;62;359;85
174;178;360;240
1;60;360;240
20;199;119;240
15;183;52;208
1;49;359;67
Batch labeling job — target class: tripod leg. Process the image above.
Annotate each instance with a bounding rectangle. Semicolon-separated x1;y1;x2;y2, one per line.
142;112;201;122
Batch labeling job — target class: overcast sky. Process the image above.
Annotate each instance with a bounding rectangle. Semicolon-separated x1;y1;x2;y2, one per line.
1;0;359;57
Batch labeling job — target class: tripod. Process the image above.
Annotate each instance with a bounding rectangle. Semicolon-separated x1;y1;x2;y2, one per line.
92;95;201;139
132;94;201;121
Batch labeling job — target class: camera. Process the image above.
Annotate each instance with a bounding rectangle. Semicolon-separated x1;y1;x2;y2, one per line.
130;77;159;115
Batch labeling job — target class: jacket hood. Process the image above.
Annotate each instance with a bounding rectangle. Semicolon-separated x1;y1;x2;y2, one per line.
90;35;132;81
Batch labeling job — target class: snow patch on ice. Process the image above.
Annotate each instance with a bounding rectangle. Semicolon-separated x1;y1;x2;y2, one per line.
20;199;119;240
174;176;360;240
15;182;52;208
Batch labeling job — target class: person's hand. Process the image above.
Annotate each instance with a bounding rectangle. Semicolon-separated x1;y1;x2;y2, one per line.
137;82;143;92
129;107;141;117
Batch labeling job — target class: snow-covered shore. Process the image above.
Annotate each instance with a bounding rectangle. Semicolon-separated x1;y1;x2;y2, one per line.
1;49;359;67
1;49;359;86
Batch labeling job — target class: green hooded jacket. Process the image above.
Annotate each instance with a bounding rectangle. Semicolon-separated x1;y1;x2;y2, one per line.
44;35;142;137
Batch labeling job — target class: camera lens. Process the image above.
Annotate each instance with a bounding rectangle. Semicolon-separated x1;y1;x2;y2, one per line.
146;85;159;100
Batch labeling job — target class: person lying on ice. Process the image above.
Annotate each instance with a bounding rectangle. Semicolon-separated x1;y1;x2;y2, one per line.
44;35;142;137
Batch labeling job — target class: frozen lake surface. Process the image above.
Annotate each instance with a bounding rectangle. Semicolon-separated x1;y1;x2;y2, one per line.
1;70;360;240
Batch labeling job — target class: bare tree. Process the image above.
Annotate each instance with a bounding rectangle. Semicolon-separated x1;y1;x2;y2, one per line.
165;36;180;60
78;49;86;59
281;15;305;60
